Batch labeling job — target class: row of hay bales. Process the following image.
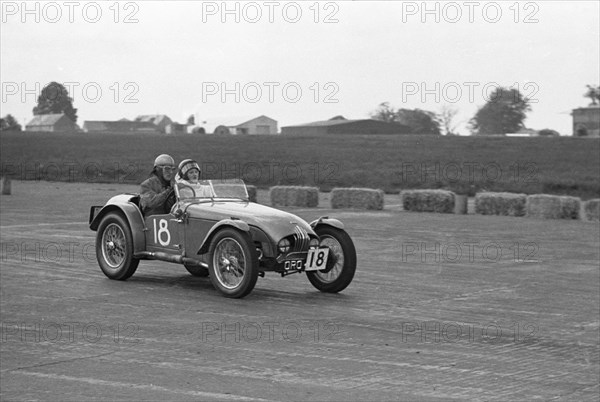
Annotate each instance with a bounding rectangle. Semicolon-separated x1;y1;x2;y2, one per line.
473;192;599;221
400;190;599;221
269;186;383;210
265;186;600;221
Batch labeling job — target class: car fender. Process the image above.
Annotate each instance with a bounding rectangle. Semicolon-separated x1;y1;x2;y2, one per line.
310;216;345;231
196;218;250;255
89;200;146;255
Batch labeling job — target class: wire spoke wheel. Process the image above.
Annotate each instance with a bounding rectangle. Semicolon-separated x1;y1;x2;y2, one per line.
101;223;126;268
95;213;139;280
208;228;258;298
306;226;356;293
314;235;344;284
213;238;247;289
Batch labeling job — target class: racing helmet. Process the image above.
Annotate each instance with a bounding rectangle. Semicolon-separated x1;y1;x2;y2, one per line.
178;159;201;179
154;154;175;168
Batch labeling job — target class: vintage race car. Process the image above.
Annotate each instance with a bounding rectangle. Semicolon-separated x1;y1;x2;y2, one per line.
89;179;356;298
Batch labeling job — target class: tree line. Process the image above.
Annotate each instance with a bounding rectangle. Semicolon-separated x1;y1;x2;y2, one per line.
2;82;599;134
371;85;600;136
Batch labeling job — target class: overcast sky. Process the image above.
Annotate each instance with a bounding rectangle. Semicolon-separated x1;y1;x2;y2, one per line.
1;0;599;134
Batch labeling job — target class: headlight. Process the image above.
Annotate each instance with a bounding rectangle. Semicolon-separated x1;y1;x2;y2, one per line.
309;238;319;248
277;238;291;254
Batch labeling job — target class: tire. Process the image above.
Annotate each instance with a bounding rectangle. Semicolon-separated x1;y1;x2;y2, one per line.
307;226;356;293
207;228;258;298
184;263;209;277
96;213;139;280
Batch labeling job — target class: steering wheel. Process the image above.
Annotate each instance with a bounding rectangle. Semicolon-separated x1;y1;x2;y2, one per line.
164;187;176;212
177;184;197;199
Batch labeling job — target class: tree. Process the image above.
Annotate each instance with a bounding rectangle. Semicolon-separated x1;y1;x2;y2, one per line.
187;114;195;125
395;109;441;135
371;102;441;135
0;114;22;131
584;85;600;105
370;102;397;123
33;82;78;123
469;87;531;135
438;104;459;135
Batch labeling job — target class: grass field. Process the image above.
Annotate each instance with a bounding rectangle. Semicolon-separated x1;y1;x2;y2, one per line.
1;131;599;199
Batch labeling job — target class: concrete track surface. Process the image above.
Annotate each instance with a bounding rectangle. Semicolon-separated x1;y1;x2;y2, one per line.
1;182;599;401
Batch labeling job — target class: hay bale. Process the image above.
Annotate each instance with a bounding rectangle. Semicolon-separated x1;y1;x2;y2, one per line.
526;194;582;219
400;189;455;213
246;185;257;203
330;188;384;210
583;199;600;221
559;196;581;219
474;192;527;216
269;186;319;207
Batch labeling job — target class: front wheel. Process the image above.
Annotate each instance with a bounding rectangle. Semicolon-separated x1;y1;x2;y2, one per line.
96;213;139;280
208;228;258;298
307;226;356;293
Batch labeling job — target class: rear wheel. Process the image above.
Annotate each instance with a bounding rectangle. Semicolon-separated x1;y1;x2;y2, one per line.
96;213;139;280
208;228;258;298
184;263;209;277
307;226;356;293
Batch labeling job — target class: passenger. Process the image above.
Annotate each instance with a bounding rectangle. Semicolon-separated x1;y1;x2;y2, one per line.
176;159;214;198
140;154;176;216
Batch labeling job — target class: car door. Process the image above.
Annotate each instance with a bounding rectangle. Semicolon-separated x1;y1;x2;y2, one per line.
145;213;184;254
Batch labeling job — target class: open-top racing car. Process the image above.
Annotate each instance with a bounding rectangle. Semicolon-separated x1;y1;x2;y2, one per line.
89;179;356;298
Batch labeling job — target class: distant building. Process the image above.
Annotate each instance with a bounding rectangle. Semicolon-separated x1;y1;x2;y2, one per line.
235;115;278;135
165;123;188;135
83;120;161;134
281;116;411;136
197;115;278;135
25;114;78;132
135;115;173;133
572;105;600;137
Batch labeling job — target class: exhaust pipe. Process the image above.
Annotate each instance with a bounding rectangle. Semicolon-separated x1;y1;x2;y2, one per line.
135;251;208;268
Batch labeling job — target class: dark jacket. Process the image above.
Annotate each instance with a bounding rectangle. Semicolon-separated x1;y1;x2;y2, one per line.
140;174;172;216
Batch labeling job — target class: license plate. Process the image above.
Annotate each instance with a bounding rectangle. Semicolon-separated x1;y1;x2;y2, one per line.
283;260;304;271
304;248;329;271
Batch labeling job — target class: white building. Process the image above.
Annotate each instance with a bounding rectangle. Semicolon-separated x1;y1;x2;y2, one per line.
196;115;278;135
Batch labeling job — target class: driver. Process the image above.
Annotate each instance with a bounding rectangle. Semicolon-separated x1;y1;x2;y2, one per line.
140;154;176;215
175;159;214;198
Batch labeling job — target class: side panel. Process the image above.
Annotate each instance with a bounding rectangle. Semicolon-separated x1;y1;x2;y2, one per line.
195;219;250;255
184;218;217;258
145;214;183;255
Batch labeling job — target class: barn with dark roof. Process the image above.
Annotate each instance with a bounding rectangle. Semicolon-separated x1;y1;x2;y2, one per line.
281;116;412;136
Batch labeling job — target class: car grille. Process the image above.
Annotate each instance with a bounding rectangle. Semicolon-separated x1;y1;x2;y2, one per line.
292;226;310;252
